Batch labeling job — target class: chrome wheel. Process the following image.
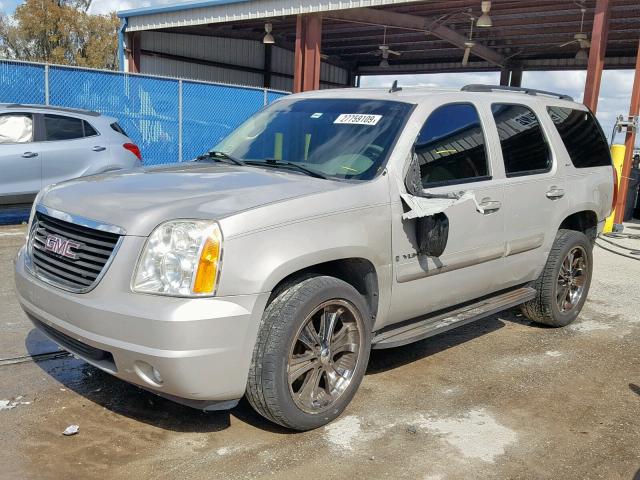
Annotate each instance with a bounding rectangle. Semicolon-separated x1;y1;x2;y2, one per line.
288;299;363;414
556;246;587;312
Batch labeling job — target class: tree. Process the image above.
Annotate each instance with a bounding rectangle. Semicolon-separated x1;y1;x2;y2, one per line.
0;0;119;69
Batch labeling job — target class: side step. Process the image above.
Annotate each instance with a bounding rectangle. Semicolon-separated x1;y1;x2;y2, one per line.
372;287;536;349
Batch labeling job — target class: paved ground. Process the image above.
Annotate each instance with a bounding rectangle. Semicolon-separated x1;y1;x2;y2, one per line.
1;223;640;480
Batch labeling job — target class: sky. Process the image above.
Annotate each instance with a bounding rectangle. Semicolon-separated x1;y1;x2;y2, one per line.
0;0;636;144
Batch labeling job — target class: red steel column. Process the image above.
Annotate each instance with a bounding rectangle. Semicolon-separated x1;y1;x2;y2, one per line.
293;14;322;93
613;40;640;224
303;14;322;91
583;0;610;113
125;32;140;73
293;15;305;93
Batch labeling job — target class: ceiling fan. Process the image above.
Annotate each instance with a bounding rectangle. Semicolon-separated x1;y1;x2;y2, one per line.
558;2;591;61
370;27;401;68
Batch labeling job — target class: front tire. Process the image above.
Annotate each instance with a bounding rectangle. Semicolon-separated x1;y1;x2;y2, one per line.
246;276;372;431
521;229;593;327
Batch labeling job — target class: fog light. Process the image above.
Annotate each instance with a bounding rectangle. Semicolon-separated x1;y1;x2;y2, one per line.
151;366;163;384
134;360;164;386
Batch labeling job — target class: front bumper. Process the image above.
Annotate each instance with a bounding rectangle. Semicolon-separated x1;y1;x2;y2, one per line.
14;241;270;408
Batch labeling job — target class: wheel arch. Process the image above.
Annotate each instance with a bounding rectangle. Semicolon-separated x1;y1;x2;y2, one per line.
266;256;380;325
558;209;598;242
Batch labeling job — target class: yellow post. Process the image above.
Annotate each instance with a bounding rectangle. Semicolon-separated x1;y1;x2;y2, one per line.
604;144;626;233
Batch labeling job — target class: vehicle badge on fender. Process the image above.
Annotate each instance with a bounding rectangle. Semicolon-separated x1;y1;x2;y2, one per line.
44;234;83;260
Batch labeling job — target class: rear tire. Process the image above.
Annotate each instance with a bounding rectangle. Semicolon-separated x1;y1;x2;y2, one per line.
246;276;371;431
521;229;593;327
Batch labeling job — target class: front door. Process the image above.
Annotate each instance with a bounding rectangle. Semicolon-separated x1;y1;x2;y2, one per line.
0;112;41;203
386;102;506;327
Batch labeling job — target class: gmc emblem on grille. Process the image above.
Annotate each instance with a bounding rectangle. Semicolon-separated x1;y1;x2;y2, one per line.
44;234;82;260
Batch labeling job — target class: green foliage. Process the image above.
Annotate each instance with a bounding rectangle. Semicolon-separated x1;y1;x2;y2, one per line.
0;0;120;69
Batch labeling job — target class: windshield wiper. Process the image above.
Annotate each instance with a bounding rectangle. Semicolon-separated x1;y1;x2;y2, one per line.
246;159;329;180
196;150;246;166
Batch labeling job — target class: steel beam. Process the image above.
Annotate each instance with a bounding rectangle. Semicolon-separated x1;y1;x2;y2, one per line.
510;68;523;87
294;14;323;92
613;40;640;224
125;32;141;73
326;7;504;67
500;68;510;86
583;0;611;113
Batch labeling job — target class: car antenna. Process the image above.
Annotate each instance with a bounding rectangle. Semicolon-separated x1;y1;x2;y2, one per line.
389;80;402;93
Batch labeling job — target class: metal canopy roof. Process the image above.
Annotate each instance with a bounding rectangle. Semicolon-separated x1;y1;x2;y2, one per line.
120;0;640;75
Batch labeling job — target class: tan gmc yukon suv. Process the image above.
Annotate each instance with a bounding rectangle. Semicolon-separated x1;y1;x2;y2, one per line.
15;84;615;430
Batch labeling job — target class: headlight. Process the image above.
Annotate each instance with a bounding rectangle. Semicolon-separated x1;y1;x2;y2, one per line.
132;220;223;297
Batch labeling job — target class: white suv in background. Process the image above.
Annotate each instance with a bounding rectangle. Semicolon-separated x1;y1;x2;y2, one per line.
0;104;142;205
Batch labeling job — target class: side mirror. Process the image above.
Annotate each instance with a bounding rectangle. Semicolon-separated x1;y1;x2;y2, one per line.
405;152;422;196
416;212;449;257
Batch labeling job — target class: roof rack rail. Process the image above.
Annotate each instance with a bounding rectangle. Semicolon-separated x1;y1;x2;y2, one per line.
461;84;573;101
3;103;101;117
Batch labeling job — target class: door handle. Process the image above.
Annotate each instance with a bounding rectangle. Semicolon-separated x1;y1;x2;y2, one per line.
546;187;565;200
478;197;502;214
22;152;38;158
92;146;106;152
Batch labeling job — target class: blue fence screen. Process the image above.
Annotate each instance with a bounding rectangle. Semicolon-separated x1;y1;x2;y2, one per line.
0;59;287;165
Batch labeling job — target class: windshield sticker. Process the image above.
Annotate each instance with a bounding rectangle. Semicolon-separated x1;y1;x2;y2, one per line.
310;112;323;119
334;114;382;125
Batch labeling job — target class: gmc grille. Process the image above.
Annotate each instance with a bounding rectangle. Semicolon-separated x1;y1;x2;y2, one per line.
28;211;121;292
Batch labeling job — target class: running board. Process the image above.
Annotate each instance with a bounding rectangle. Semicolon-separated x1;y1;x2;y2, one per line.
372;287;536;349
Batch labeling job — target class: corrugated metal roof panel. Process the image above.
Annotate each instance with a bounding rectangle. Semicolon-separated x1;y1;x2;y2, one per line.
140;55;263;87
141;31;264;69
124;0;423;32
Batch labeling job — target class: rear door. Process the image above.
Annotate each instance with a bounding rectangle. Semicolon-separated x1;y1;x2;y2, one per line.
0;111;41;203
492;102;568;285
40;113;109;187
386;102;506;326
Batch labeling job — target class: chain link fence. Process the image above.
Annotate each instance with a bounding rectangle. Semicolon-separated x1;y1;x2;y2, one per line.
0;59;288;165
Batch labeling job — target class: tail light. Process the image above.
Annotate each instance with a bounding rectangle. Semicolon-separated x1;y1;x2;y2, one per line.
123;143;142;161
611;165;618;214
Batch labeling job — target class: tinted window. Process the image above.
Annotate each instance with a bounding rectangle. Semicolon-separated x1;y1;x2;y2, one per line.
44;114;85;141
414;103;488;186
0;114;33;143
547;107;611;168
491;104;550;176
83;121;98;137
110;122;128;136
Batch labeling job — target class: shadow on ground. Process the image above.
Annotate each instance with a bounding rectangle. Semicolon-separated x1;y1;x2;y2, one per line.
25;308;532;433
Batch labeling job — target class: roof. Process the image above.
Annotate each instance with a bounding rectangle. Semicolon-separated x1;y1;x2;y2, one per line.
118;0;250;19
0;104;101;117
281;84;585;109
119;0;427;30
119;0;640;74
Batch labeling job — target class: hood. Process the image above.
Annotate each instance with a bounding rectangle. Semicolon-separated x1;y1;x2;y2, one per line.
41;163;340;236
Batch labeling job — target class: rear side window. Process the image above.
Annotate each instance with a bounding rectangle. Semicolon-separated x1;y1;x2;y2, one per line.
0;113;33;143
44;114;85;141
547;107;611;168
83;121;98;137
491;104;550;176
110;122;128;137
415;103;489;187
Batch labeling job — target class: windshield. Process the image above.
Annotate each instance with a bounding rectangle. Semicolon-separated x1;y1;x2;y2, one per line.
213;98;413;180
